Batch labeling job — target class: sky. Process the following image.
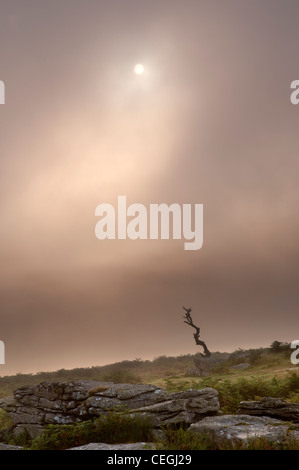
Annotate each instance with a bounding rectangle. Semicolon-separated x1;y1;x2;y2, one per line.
0;0;298;375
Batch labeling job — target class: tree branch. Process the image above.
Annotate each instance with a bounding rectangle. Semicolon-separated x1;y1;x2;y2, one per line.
183;306;211;357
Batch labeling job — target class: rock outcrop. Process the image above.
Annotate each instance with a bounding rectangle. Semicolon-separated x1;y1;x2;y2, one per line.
230;363;250;370
238;397;299;422
67;442;156;450
189;414;299;444
0;381;220;437
188;355;228;377
0;443;23;450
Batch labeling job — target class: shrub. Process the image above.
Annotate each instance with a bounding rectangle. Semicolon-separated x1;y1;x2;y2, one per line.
248;349;262;365
165;372;299;414
269;341;291;353
0;409;13;432
8;428;32;448
30;421;97;450
210;373;299;413
157;427;212;450
30;411;154;450
100;369;142;384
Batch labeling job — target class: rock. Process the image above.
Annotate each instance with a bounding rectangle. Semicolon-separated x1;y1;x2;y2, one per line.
67;442;156;450
132;388;220;425
0;381;220;434
192;358;212;377
84;383;168;416
190;355;228;377
230;363;251;370
0;443;23;450
188;414;294;444
238;397;299;422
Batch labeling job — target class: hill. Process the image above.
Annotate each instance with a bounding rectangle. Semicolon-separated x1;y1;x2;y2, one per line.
0;343;298;450
0;342;298;400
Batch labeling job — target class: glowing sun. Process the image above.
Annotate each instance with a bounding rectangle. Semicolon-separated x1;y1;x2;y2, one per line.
134;64;144;75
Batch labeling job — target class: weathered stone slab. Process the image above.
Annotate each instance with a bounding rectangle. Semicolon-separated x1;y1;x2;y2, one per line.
238;397;299;422
189;414;292;444
67;442;156;450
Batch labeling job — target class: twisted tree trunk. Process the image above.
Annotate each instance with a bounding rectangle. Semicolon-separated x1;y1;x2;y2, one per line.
183;307;211;358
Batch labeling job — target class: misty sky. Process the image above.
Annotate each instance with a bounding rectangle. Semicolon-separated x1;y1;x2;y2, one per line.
0;0;298;375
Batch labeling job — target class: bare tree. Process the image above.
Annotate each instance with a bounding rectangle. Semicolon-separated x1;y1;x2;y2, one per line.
183;307;211;357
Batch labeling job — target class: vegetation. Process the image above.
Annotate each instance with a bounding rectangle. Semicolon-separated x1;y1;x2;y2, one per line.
269;341;291;354
5;409;299;450
157;427;299;450
0;355;196;398
165;373;299;413
0;342;298;450
6;411;154;450
0;343;297;399
0;408;13;432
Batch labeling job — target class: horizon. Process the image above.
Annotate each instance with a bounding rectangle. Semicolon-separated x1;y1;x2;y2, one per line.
0;340;291;378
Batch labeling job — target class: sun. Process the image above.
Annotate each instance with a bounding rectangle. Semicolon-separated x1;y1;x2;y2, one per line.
134;64;144;75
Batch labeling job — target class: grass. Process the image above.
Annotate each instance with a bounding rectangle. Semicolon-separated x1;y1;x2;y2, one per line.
7;411;154;450
7;417;299;450
0;408;13;432
0;346;298;450
0;347;297;398
0;354;198;398
163;372;299;413
150;353;298;390
157;427;299;450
